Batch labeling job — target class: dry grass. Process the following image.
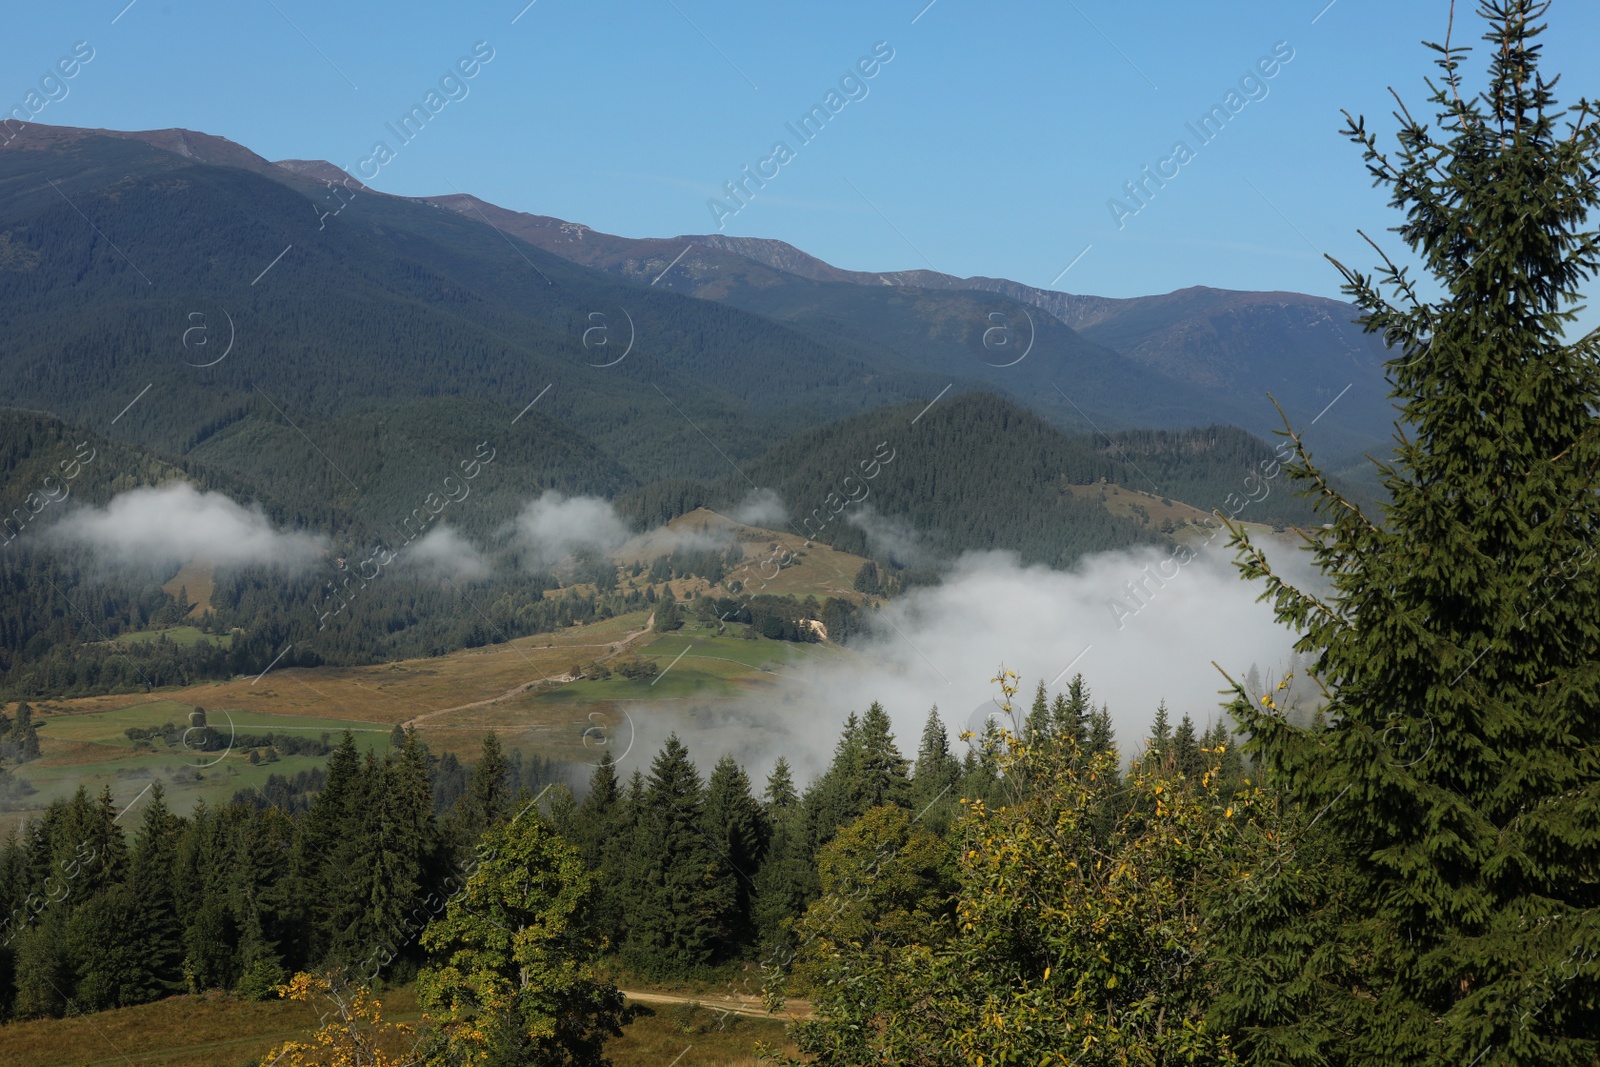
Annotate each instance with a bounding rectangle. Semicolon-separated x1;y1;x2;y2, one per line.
162;560;216;616
614;507;874;604
1064;481;1307;550
0;987;795;1067
611;1000;797;1067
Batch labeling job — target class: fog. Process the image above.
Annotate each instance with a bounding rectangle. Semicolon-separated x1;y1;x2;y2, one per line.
610;538;1322;787
47;483;327;570
403;523;492;581
510;492;630;570
729;488;788;528
845;505;934;566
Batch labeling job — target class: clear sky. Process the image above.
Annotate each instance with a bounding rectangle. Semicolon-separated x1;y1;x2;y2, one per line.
6;0;1600;312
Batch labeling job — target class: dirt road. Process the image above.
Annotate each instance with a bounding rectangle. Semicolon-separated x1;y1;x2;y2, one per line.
620;988;813;1021
401;615;654;729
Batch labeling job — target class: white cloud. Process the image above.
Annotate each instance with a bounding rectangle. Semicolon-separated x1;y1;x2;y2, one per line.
619;537;1320;787
402;524;491;582
512;492;630;570
49;482;326;570
730;488;788;529
845;505;932;565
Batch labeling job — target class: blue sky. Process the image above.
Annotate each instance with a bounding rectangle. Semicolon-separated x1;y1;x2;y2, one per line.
7;0;1600;312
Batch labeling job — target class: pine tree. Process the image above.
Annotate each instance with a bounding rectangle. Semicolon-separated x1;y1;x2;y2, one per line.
654;593;682;632
1173;713;1203;780
623;735;732;977
1055;674;1094;764
911;707;961;833
1148;701;1172;767
125;783;184;1000
1024;681;1053;744
2;703;39;764
296;731;360;963
461;732;509;837
802;712;863;851
1212;6;1600;1063
763;758;799;812
702;755;769;956
1088;703;1117;766
853;560;882;595
753;761;818;960
575;753;628;948
851;702;912;812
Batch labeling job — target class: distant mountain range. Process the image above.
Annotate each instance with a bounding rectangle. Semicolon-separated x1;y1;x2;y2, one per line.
0;121;1392;498
0;121;1380;691
3;122;1391;458
409;196;1395;461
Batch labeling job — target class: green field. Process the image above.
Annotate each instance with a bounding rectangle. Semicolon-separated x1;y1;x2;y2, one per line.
4;701;391;831
33;699;386;747
541;625;837;704
110;625;233;648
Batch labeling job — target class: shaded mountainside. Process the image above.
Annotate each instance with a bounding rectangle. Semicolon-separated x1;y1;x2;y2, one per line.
0;126;957;486
644;393;1331;571
407;196;1395;457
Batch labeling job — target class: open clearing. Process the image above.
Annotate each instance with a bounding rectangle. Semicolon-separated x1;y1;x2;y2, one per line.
0;985;796;1067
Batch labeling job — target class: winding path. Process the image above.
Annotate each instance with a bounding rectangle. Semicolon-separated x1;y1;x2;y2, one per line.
400;615;654;729
620;988;813;1021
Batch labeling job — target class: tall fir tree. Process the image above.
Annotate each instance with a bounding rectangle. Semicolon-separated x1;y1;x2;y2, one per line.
125;784;185;1000
763;757;799;812
623;735;733;977
1173;713;1204;780
911;707;962;834
1148;701;1172;767
1212;5;1600;1064
702;755;770;956
459;732;509;839
1052;673;1095;775
850;702;912;813
1024;681;1053;745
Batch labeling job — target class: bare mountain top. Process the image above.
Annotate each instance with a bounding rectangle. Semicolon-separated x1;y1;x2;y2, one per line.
272;159;368;190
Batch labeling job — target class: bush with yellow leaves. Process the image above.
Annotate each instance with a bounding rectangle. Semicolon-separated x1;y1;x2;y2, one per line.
263;971;417;1067
781;669;1266;1066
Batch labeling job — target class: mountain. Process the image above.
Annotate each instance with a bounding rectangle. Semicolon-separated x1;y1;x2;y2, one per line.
642;392;1327;572
408;193;1395;459
1;123;1395;471
0;124;968;488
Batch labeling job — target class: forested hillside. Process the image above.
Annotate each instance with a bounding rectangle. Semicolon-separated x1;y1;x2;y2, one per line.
0;676;1243;1034
718;392;1328;568
0;129;954;484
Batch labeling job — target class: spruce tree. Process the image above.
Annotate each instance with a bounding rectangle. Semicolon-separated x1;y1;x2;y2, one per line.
851;702;912;812
763;758;799;812
623;735;732;977
1087;704;1117;768
576;753;628;947
1024;681;1053;744
126;784;184;1000
1173;713;1204;780
753;759;818;959
702;755;769;956
802;712;863;851
1148;701;1172;767
1213;6;1600;1063
1056;674;1095;765
911;707;961;833
462;732;509;836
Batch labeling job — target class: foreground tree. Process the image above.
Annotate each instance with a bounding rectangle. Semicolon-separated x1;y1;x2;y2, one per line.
782;674;1254;1066
264;972;416;1067
417;811;624;1067
1212;4;1600;1064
